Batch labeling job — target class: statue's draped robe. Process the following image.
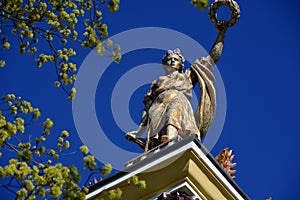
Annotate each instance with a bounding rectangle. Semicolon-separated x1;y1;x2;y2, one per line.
191;57;216;138
140;56;216;141
142;70;200;140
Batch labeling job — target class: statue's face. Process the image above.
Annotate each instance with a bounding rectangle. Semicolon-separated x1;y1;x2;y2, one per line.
163;54;182;70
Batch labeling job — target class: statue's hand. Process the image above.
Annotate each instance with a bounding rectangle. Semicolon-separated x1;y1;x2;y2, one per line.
216;20;229;33
126;131;137;141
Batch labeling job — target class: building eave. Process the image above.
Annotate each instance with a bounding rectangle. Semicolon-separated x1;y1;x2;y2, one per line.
87;135;249;200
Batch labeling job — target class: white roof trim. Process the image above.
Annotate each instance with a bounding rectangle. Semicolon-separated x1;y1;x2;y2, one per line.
87;142;194;199
191;142;245;200
87;138;246;199
149;182;203;200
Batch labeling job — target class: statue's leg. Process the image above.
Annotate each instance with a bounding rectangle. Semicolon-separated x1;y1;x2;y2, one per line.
161;125;178;143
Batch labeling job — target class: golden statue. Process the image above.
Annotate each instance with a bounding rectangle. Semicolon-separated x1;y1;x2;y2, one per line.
126;0;240;152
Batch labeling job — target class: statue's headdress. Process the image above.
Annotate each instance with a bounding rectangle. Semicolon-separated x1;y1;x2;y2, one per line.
162;48;185;72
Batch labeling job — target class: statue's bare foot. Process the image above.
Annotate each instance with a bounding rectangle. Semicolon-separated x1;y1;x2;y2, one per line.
160;125;178;143
160;135;169;143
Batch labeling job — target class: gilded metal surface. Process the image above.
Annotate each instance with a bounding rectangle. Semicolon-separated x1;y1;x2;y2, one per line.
126;0;240;151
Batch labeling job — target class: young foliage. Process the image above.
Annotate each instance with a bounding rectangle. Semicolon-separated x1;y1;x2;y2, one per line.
0;0;121;99
191;0;209;11
127;175;146;190
0;94;125;199
0;94;87;199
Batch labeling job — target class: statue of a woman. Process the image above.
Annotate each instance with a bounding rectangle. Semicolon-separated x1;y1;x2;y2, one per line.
126;22;228;152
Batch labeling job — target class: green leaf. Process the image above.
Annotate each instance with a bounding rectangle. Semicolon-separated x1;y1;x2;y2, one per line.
101;163;112;176
0;60;6;67
80;145;89;155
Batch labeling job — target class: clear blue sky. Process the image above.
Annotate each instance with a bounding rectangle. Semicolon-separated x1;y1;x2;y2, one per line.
1;0;300;199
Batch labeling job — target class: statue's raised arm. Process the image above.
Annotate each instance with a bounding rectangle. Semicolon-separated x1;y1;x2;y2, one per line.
201;0;240;66
208;21;227;64
190;0;240;138
189;27;224;139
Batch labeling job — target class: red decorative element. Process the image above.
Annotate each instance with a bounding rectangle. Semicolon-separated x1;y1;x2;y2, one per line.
89;177;103;187
215;147;237;179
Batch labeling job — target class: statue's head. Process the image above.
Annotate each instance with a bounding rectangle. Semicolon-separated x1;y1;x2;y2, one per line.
162;48;185;72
